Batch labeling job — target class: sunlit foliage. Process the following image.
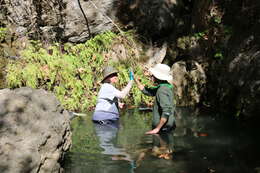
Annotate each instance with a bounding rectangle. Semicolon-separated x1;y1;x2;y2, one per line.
6;31;153;111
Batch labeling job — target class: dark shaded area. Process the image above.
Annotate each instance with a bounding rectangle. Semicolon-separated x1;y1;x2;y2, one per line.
115;0;181;42
0;0;7;27
0;166;9;173
203;0;260;120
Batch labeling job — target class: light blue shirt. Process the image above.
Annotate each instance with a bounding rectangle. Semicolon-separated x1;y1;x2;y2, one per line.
93;83;120;121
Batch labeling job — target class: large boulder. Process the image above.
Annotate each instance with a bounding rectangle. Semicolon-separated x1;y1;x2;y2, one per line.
0;87;71;173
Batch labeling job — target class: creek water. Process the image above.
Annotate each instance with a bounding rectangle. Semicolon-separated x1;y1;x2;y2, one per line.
63;107;260;173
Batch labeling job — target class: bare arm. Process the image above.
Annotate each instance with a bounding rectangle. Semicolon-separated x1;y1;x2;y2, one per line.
145;117;167;134
115;80;134;99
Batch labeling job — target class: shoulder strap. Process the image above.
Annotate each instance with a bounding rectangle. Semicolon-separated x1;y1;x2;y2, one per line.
100;97;118;104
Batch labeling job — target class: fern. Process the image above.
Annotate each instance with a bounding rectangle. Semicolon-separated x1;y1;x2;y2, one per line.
6;31;152;111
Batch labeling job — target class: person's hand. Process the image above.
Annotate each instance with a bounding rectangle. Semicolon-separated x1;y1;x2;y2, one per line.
134;76;145;90
119;102;125;109
133;75;139;83
145;128;160;135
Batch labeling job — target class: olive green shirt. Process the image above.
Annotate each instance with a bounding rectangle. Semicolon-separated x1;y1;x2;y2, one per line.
142;83;175;129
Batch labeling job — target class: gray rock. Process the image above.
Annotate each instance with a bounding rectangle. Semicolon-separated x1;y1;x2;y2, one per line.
171;60;206;106
1;0;116;42
0;87;72;173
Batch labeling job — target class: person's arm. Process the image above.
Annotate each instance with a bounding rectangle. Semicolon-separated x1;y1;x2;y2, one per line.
145;117;167;134
135;77;157;96
115;80;134;99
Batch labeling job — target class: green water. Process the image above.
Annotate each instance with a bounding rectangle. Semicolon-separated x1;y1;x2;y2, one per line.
63;107;260;173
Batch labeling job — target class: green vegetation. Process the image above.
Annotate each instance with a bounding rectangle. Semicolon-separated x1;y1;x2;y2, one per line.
6;31;152;111
214;51;224;60
194;31;207;40
0;28;7;42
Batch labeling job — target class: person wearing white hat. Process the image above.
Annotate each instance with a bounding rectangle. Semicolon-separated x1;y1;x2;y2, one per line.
135;63;176;134
92;66;134;125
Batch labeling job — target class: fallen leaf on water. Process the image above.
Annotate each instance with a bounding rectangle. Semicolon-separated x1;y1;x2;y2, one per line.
198;133;208;137
158;153;172;160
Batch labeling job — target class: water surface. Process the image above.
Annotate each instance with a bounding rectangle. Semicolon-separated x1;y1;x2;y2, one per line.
63;107;260;173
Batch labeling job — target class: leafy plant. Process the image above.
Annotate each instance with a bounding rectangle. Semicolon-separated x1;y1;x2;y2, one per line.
213;16;222;24
0;28;7;42
214;51;224;60
194;32;206;39
6;31;152;111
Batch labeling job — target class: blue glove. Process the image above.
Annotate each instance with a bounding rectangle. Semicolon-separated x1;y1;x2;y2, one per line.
129;69;134;80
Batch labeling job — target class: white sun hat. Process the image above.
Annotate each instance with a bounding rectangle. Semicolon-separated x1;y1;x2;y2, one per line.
149;64;173;81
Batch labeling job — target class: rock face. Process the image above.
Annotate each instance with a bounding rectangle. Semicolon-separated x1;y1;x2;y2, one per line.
207;37;260;118
0;87;71;173
0;0;116;42
171;61;206;106
202;0;260;118
117;0;179;40
0;0;182;42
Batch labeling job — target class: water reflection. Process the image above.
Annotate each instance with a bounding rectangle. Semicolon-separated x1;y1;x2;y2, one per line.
93;121;132;162
136;132;175;167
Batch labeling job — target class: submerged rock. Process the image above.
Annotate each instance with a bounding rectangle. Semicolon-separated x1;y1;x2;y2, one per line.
0;87;72;173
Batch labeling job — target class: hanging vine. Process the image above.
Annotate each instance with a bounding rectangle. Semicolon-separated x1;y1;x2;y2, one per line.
77;0;92;38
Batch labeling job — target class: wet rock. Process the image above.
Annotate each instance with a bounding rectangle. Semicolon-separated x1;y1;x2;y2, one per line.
0;87;72;173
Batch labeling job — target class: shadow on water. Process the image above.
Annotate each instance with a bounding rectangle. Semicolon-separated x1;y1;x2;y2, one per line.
62;107;260;173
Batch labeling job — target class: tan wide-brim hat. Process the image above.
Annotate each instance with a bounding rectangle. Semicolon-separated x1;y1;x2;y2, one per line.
149;63;173;81
101;66;118;83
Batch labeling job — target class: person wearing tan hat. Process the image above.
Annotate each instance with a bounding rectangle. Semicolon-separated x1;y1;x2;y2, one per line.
92;66;134;126
135;63;176;134
92;66;135;162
